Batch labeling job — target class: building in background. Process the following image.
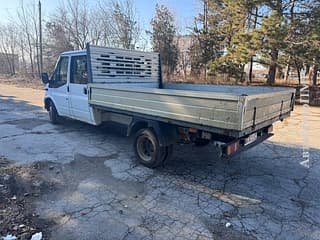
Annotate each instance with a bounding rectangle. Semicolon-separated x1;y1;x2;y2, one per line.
244;61;268;80
175;35;194;79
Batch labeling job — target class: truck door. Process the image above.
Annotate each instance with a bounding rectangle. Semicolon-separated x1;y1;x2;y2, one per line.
48;56;70;117
69;55;92;123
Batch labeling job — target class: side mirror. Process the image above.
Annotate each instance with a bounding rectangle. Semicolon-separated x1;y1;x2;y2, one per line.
41;72;49;84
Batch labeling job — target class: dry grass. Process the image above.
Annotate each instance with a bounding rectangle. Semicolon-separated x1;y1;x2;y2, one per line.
168;74;307;87
0;74;43;90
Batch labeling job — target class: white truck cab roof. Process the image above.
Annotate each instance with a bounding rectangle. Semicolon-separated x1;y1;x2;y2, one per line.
61;49;86;56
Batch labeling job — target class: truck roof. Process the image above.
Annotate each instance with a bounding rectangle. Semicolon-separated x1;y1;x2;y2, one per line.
61;49;86;56
61;45;157;57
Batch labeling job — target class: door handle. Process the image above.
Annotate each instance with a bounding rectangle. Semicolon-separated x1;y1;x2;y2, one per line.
67;86;70;92
83;87;88;95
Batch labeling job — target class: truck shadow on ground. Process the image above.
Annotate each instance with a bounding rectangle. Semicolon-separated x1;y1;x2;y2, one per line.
0;95;43;112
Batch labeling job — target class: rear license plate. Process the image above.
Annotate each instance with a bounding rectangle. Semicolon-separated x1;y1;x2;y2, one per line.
244;133;257;146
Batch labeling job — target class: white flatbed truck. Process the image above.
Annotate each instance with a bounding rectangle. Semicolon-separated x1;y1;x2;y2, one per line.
42;44;295;168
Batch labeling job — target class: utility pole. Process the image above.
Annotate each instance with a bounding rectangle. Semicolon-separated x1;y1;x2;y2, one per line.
204;0;208;33
203;0;208;81
39;0;43;76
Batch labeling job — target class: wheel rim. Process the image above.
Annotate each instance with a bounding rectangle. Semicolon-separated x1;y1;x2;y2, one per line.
136;135;155;162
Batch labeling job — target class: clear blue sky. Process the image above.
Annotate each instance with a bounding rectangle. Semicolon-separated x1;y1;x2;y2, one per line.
135;0;201;33
0;0;201;34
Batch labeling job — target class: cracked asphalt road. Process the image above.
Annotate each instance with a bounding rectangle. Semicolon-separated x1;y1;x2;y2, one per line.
0;83;320;240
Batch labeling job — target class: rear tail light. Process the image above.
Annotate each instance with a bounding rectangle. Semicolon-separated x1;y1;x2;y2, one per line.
188;128;198;133
225;141;240;156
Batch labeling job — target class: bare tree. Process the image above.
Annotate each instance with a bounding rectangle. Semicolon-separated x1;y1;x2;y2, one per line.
45;22;73;54
16;0;37;77
89;9;106;45
44;21;73;72
30;2;40;77
99;0;141;49
52;0;91;49
0;23;19;75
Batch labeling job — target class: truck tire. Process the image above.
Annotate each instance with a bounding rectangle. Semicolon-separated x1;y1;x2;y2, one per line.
162;144;174;163
134;128;167;168
48;102;60;124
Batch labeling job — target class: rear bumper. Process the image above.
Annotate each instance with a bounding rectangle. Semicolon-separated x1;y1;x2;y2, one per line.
222;132;274;158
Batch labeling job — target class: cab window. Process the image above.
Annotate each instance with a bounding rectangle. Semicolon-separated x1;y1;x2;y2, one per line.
51;56;69;88
70;55;88;84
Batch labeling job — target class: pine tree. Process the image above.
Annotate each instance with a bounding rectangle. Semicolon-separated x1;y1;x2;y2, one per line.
150;4;179;80
192;0;320;85
208;0;255;81
189;0;222;80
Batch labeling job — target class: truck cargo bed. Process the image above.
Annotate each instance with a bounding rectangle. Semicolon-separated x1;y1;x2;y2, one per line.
86;44;295;138
88;82;295;137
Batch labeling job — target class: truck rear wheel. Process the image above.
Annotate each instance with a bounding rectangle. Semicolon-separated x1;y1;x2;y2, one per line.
48;102;60;124
134;128;168;168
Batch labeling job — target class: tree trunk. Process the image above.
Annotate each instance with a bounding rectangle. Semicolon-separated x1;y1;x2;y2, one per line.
249;7;258;84
21;41;27;74
295;62;301;85
5;55;14;75
305;64;310;76
204;63;207;82
249;56;254;84
183;64;187;80
240;64;245;83
36;41;40;77
284;58;291;82
267;47;278;85
313;64;318;85
240;71;244;83
9;53;16;75
1;47;14;75
26;33;34;77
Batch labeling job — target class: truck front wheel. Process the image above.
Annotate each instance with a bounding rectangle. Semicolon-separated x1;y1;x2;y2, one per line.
48;102;60;124
134;128;168;168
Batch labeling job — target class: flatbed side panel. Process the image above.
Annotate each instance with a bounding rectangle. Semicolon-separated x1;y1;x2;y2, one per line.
242;90;295;130
90;83;241;101
89;86;243;130
164;83;293;96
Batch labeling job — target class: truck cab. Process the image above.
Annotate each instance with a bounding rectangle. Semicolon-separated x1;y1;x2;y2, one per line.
44;50;94;124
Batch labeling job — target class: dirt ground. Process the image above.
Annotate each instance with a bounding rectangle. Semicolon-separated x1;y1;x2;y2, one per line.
0;83;320;240
0;157;54;239
0;75;43;90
